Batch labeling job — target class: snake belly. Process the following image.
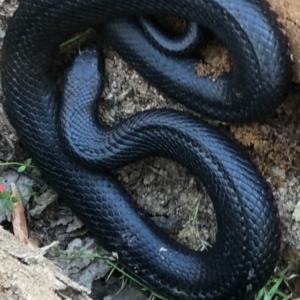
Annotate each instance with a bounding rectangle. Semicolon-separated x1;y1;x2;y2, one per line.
1;0;292;300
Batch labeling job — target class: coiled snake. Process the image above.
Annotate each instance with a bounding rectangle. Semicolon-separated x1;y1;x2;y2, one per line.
1;0;293;299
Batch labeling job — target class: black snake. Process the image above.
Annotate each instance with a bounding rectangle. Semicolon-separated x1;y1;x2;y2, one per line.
1;0;293;299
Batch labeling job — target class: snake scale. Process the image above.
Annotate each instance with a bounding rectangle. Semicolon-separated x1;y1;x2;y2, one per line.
1;0;293;299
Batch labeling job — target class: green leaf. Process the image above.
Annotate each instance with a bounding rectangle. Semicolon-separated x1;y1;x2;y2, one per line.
11;196;19;203
18;165;26;173
28;186;34;194
0;191;10;199
39;184;48;193
6;200;15;212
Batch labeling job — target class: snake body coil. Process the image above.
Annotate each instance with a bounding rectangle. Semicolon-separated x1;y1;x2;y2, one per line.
1;0;293;299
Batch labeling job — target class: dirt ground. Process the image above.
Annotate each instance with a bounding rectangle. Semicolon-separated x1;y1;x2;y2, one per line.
268;0;300;83
0;0;300;300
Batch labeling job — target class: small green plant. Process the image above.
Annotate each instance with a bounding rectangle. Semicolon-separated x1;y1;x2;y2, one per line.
0;185;18;212
60;35;81;48
54;242;300;300
0;158;32;173
182;199;211;251
255;267;300;300
190;201;212;251
0;158;32;212
58;250;167;300
28;184;48;200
